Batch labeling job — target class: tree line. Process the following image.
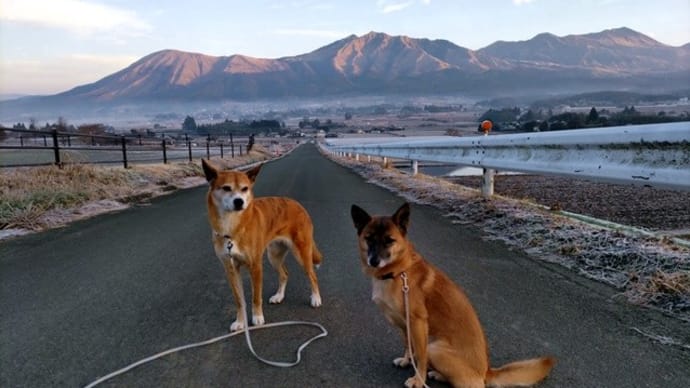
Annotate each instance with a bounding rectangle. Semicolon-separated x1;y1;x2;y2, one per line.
183;116;285;136
477;106;689;132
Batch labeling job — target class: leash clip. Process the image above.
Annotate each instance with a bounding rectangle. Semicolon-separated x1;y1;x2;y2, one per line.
401;272;409;293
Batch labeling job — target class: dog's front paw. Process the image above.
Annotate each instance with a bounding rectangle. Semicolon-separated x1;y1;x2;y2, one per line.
428;370;446;382
230;320;245;332
393;356;411;368
269;292;284;304
404;376;425;388
252;315;265;326
310;294;322;307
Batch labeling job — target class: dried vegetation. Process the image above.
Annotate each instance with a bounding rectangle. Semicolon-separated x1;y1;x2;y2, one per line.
0;146;274;234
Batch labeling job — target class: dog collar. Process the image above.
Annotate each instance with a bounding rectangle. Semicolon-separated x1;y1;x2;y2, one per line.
214;231;234;250
378;272;396;280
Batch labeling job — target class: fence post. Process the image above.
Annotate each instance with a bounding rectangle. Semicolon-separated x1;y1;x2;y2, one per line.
230;133;235;158
121;136;128;169
20;136;24;147
411;160;419;175
206;135;211;159
239;145;243;156
43;135;47;147
220;143;224;158
51;129;61;167
162;139;168;164
187;139;192;162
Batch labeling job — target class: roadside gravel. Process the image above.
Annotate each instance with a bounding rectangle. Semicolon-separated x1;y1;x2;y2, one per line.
447;175;690;234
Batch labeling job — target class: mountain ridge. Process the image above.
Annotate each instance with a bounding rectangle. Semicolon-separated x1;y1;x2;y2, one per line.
11;27;690;103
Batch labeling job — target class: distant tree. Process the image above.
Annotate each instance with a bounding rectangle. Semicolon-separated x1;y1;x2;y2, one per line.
538;121;550;131
520;120;539;131
586;107;599;124
550;112;585;129
182;116;197;132
344;112;353;120
57;116;68;132
519;109;537;122
29;117;36;130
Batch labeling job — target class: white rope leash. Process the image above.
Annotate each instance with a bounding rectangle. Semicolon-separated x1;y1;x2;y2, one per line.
83;282;328;387
401;272;431;388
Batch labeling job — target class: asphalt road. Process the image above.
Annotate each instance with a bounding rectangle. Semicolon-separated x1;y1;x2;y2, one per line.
1;144;688;388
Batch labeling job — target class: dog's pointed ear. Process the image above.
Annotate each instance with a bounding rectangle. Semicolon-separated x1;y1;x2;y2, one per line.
351;204;371;235
392;202;410;236
246;163;263;183
201;159;217;183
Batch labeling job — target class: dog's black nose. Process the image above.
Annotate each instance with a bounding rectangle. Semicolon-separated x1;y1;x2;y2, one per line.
233;198;244;210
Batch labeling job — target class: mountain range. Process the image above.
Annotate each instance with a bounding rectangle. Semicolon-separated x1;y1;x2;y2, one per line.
3;27;689;115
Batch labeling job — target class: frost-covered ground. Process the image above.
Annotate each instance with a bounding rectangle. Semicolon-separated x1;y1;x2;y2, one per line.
326;153;690;322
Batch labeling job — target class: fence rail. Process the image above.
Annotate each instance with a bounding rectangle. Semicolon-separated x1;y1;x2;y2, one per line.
0;128;254;168
323;122;690;196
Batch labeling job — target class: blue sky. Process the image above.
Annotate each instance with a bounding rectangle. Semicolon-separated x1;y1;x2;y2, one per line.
1;0;688;95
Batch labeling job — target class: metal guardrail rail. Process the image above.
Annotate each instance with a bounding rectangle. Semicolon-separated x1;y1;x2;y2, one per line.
324;122;690;193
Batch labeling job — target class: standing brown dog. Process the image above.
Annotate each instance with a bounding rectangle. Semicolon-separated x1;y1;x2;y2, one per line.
351;202;554;388
203;160;322;331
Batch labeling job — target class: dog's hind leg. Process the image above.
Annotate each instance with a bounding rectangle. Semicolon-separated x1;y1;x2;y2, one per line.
427;341;484;388
267;240;289;304
291;237;322;307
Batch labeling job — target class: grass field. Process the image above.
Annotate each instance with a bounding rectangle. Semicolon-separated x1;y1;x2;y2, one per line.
0;145;276;231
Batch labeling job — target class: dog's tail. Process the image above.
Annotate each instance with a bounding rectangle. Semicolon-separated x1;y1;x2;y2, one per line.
485;356;555;387
312;244;323;269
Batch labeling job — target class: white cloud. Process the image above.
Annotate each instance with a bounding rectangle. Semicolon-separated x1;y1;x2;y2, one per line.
377;0;430;14
1;0;152;36
377;0;414;14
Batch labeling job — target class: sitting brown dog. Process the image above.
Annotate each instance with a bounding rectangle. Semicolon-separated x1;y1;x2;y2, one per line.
351;202;555;388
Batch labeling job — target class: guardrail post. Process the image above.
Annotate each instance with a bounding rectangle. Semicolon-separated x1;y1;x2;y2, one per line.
162;139;168;164
481;122;495;197
121;136;128;169
482;168;495;198
51;129;61;167
411;160;419;175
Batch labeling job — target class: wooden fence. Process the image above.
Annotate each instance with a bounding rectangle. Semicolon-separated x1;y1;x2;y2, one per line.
0;128;253;168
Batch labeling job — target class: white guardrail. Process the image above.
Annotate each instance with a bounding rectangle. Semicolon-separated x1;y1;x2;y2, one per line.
323;122;690;196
